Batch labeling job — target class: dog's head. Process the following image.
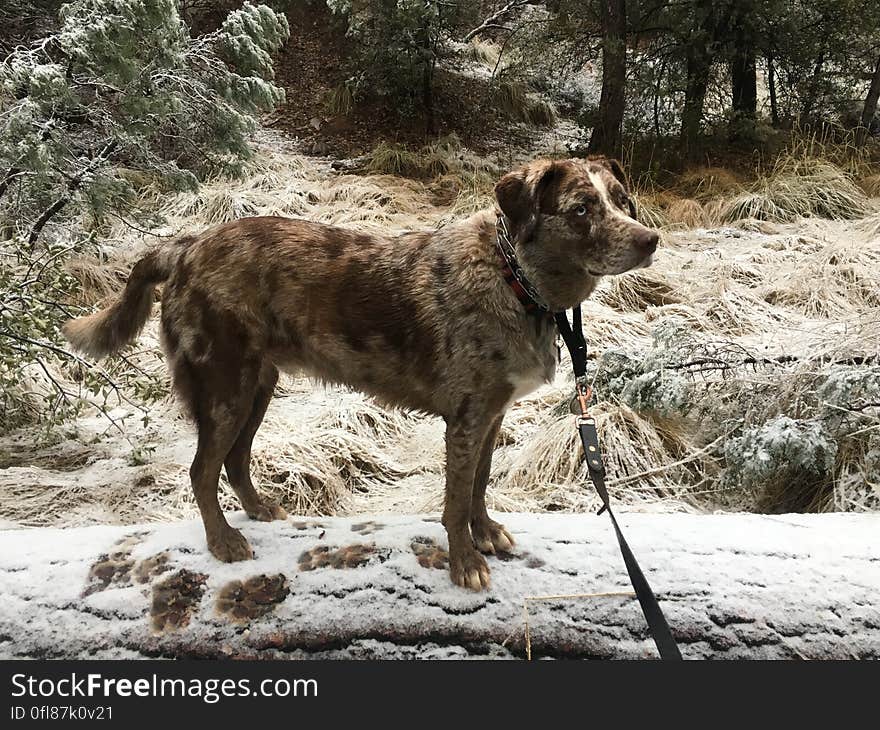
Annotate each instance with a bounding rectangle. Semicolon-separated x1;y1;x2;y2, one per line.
495;157;659;309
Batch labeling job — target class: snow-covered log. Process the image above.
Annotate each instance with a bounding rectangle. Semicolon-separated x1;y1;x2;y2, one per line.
1;513;878;659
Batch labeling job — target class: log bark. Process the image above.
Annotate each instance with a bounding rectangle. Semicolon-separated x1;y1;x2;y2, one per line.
0;513;878;659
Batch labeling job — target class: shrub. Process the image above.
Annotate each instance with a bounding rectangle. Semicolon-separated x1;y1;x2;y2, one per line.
592;319;695;418
0;0;289;241
326;1;476;114
723;416;838;512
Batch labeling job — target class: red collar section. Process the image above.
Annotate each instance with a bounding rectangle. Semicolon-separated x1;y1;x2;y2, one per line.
494;214;548;314
496;247;543;313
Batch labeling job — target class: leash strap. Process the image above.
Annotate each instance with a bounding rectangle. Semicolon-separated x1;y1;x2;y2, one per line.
554;307;683;661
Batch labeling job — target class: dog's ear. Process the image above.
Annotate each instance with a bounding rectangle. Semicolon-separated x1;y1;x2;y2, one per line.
494;169;529;226
595;157;638;220
606;158;629;189
495;162;559;244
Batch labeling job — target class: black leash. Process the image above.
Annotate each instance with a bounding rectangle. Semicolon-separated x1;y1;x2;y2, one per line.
554;307;683;661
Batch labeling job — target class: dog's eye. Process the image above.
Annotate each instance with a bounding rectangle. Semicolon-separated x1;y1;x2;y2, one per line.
575;205;587;216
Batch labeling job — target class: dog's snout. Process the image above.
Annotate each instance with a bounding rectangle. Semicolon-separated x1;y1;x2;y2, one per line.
635;229;659;254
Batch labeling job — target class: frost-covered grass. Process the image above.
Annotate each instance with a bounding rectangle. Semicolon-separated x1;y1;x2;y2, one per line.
637;157;876;231
490;80;558;127
718;158;872;223
1;131;879;528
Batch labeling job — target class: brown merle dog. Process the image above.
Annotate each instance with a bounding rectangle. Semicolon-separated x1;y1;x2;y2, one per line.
64;157;659;591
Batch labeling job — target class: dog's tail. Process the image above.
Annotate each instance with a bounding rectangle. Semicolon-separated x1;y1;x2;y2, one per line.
63;237;191;358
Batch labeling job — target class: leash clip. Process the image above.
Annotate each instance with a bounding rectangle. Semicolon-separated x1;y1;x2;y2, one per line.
568;380;593;418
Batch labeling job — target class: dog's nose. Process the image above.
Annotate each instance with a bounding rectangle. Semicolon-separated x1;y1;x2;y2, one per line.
635;229;659;255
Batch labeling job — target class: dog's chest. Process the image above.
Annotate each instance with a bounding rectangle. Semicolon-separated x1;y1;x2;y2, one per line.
504;353;556;407
506;368;547;403
501;320;557;407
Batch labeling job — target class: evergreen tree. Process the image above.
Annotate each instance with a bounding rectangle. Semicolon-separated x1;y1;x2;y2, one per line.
0;1;289;431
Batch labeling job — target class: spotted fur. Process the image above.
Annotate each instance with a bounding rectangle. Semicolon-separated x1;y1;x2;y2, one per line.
63;157;659;591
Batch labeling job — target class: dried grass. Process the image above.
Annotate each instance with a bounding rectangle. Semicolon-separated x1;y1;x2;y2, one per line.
632;193;668;228
665;198;708;228
593;269;683;312
465;38;500;67
857;173;880;198
674;166;743;201
858;210;880;239
491;80;558;127
721;158;874;223
364;142;423;178
326;83;354;117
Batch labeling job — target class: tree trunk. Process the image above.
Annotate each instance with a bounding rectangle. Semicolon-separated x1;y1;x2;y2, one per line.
1;512;878;659
799;50;826;128
588;0;627;158
422;58;436;137
419;22;437;137
856;53;880;145
729;1;757;139
680;48;712;160
767;53;779;127
678;0;716;161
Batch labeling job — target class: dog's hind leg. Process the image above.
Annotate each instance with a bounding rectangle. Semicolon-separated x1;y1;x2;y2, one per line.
443;405;498;591
224;362;287;522
186;357;261;563
469;414;515;555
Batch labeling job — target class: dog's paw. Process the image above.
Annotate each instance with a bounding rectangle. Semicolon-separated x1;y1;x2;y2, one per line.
449;546;491;591
471;519;515;555
245;499;287;522
208;527;254;562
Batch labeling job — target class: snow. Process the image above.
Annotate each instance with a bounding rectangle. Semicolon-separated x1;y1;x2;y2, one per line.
0;512;877;659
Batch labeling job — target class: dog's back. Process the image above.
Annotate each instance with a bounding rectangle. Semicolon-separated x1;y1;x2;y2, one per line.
155;214;532;420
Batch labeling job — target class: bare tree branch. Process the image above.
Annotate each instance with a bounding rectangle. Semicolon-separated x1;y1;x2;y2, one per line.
463;0;529;42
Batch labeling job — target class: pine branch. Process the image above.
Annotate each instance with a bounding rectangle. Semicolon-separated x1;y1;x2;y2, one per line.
26;140;117;251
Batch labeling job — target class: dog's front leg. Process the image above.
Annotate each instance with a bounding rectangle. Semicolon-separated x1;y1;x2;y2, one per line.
443;408;495;591
470;414;515;555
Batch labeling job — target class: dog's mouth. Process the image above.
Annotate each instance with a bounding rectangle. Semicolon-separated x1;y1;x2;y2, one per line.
588;254;653;277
